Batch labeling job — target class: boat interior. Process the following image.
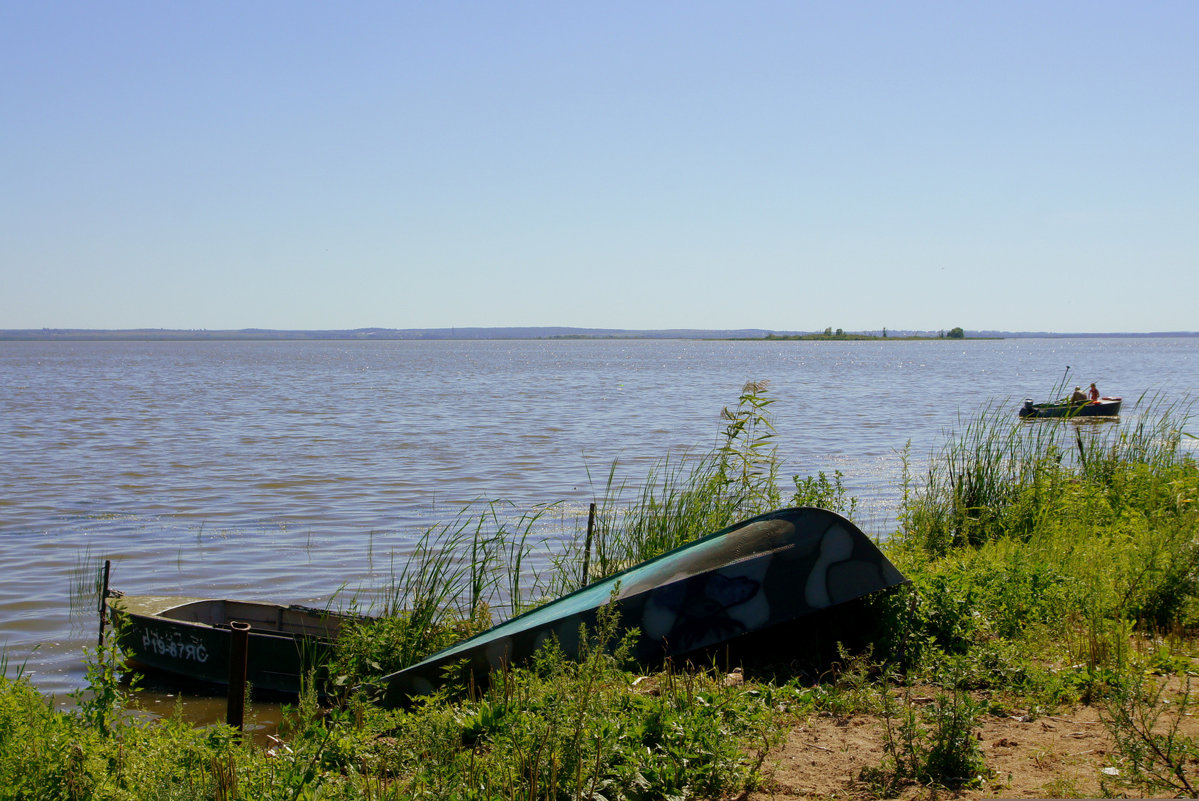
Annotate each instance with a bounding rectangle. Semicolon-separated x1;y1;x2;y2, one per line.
157;599;347;639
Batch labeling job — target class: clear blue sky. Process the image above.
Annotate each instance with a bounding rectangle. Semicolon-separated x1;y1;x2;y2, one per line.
2;2;1196;332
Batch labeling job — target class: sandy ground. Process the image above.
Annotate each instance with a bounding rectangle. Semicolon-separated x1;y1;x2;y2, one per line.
752;694;1199;800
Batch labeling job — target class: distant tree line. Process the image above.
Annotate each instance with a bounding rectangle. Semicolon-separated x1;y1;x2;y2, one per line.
760;326;968;342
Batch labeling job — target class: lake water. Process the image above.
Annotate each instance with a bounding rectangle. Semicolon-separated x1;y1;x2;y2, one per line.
2;336;1197;698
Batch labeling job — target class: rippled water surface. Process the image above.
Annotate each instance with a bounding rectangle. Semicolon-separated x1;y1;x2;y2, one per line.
2;337;1197;696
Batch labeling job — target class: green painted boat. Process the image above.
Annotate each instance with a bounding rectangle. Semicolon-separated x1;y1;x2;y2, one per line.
1019;396;1122;419
378;507;907;706
106;594;355;695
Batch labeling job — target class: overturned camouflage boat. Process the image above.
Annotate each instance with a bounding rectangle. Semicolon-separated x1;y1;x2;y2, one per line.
106;594;356;695
378;506;907;705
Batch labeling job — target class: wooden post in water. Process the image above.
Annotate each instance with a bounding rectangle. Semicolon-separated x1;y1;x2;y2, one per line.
226;621;251;732
581;502;597;589
97;559;111;649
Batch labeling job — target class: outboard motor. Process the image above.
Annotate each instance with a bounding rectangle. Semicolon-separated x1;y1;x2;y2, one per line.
1019;398;1035;418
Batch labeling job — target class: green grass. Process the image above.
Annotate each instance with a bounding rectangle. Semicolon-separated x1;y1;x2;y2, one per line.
5;382;1199;799
865;391;1199;792
2;607;782;800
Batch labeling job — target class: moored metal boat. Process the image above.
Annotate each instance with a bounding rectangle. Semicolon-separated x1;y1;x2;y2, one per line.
377;506;907;705
106;594;357;694
1019;396;1122;419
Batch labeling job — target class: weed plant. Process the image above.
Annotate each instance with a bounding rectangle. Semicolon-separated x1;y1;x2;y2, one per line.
864;671;988;793
584;381;787;581
1100;674;1199;795
381;604;782;800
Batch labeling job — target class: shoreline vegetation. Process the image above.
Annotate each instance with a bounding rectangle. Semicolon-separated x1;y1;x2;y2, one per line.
744;327;983;341
3;327;1199;342
4;382;1199;798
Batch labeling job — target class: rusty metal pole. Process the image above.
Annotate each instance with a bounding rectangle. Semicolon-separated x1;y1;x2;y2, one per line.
226;621;251;731
581;502;597;589
97;559;111;649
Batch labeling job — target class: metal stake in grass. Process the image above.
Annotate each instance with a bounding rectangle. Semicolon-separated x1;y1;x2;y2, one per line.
97;559;111;648
581;503;596;589
227;621;251;732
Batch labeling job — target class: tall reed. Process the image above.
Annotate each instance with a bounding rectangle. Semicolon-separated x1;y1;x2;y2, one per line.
899;392;1195;554
585;380;786;581
330;501;566;685
330;380;810;687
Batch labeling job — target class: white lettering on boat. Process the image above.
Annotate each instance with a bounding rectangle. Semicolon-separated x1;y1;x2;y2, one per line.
142;629;209;663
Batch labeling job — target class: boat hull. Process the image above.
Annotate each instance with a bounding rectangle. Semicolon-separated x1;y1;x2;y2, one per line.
107;595;351;695
378;507;907;705
1019;397;1122;419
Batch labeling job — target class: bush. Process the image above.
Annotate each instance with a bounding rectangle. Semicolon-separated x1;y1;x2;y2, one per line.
862;661;988;793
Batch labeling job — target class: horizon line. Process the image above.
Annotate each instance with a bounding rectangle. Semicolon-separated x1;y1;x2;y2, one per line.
2;326;1197;341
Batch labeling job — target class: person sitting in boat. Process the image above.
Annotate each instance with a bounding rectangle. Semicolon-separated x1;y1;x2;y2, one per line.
1088;382;1100;402
1070;386;1088;403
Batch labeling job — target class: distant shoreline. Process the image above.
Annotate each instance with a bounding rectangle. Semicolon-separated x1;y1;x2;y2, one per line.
729;330;999;342
1;327;1196;342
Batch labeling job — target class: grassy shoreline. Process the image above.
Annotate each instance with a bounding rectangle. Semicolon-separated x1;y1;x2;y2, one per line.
3;385;1197;799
